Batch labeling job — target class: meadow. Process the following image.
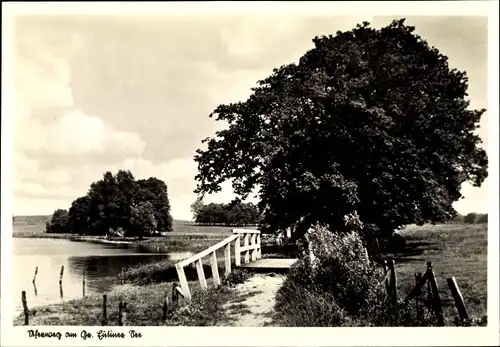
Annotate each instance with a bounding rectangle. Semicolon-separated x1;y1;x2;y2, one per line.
394;223;487;322
12;215;487;326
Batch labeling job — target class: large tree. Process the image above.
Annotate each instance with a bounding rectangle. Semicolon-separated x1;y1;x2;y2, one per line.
194;19;488;245
46;209;70;234
67;170;173;236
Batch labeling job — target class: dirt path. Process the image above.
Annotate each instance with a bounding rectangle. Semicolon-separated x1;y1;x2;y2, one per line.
222;274;285;327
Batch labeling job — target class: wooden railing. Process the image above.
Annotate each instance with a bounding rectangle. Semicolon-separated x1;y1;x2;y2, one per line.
174;228;261;301
233;228;261;265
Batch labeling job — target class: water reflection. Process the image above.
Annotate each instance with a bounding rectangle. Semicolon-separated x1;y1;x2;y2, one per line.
13;238;193;314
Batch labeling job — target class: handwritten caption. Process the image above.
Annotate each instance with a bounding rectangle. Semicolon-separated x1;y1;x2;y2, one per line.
28;329;142;341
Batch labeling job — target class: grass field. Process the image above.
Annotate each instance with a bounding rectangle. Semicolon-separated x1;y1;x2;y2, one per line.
12;215;488;326
392;223;487;324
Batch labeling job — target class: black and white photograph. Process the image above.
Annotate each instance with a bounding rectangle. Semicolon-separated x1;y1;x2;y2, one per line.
1;2;499;346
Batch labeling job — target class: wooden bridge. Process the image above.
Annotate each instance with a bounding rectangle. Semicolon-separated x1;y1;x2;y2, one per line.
174;228;297;300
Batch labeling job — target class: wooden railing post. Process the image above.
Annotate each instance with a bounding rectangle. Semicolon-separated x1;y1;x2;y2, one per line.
447;276;470;325
244;233;250;263
235;234;241;266
210;251;221;286
196;259;207;289
32;266;38;284
256;233;261;259
251;234;257;261
175;264;191;301
427;262;444;326
224;242;231;277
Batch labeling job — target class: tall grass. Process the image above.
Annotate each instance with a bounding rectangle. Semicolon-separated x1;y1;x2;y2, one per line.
271;225;436;327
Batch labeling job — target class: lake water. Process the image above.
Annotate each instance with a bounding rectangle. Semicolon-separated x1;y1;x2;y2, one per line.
12;238;192;316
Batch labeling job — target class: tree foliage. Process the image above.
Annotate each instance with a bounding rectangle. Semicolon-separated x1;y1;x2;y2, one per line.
464;212;478;224
45;209;70;234
194;19;488;243
67;170;173;237
194;201;260;226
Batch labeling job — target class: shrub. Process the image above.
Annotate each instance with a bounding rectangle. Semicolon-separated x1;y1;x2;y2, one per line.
222;269;251;287
273;224;434;326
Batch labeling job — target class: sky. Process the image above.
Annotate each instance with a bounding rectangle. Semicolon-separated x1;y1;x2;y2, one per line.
10;14;490;220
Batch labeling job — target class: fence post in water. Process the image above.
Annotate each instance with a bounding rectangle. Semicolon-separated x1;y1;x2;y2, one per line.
59;265;64;285
415;273;424;321
82;272;86;297
427;262;444;326
102;294;108;326
32;266;38;284
21;291;29;325
447;276;470;325
388;259;397;305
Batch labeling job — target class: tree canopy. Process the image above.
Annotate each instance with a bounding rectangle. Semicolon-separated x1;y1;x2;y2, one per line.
193;201;260;226
45;209;70;234
66;170;173;237
194;19;488;243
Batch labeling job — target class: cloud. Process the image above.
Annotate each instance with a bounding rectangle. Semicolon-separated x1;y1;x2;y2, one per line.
10;15;490;219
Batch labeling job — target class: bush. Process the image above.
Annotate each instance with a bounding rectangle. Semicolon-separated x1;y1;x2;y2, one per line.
273;224;434;326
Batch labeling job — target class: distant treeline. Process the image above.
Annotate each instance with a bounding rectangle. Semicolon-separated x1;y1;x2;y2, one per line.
45;170;173;237
192;201;261;226
449;213;488;224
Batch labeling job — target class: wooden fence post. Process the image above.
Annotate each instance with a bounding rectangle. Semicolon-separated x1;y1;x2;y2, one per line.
21;291;29;326
426;271;433;311
32;281;38;297
118;301;127;326
383;260;391;296
32;266;38;284
59;265;64;285
171;283;179;306
388;259;397;305
120;267;124;285
427;262;444;326
102;294;108;326
59;282;64;299
415;273;423;321
447;277;470;325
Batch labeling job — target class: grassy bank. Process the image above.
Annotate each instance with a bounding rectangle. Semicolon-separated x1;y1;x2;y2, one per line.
394;223;487;322
271;223;487;327
14;280;230;326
